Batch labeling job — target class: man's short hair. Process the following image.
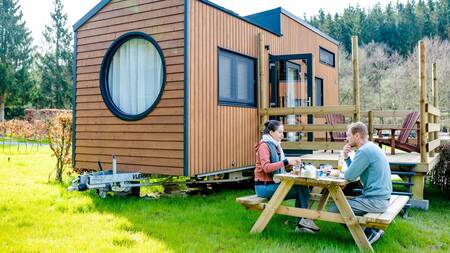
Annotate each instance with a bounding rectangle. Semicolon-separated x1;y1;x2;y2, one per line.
348;122;368;137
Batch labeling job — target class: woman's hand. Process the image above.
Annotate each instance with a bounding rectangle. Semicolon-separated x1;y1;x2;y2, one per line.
287;157;301;166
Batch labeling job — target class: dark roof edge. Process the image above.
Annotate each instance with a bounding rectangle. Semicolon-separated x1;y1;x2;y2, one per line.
73;0;111;31
245;7;282;35
199;0;282;37
72;0;338;45
279;8;339;45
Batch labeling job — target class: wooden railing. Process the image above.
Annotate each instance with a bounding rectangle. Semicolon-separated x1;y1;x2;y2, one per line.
426;102;441;157
364;46;441;163
256;34;362;152
365;106;440;160
363;110;413;140
259;105;357;150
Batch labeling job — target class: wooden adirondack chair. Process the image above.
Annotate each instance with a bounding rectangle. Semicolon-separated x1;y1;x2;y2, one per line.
374;111;420;155
325;114;347;142
325;114;347;153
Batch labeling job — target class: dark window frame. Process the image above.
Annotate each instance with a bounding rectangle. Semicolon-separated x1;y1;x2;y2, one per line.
319;46;335;67
315;77;324;106
217;47;257;108
99;31;166;121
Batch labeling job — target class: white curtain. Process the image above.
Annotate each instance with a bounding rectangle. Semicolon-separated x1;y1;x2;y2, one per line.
236;61;249;101
287;66;297;141
219;54;232;100
108;38;163;115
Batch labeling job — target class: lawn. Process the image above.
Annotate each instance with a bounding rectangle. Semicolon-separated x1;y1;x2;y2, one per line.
0;147;449;253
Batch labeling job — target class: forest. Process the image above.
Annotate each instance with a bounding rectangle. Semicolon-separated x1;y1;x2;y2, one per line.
0;0;449;121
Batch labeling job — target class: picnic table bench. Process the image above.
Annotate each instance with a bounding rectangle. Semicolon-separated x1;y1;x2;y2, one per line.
236;173;409;252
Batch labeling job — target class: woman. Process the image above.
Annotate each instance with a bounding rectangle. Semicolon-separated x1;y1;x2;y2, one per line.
254;120;320;233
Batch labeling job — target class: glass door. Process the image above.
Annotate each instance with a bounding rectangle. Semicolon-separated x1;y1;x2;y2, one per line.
269;54;314;142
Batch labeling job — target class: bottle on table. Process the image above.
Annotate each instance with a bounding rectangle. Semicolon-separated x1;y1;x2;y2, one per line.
337;152;344;171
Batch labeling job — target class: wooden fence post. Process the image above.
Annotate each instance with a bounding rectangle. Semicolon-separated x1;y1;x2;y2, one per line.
418;40;428;164
414;41;428;201
432;63;439;155
428;63;435;157
352;36;360;122
258;33;268;127
368;111;373;141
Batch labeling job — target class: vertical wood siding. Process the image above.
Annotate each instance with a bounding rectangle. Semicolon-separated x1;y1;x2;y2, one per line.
75;0;184;175
188;0;339;175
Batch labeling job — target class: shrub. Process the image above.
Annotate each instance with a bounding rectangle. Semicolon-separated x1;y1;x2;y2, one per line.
46;113;72;183
429;143;450;193
0;119;49;152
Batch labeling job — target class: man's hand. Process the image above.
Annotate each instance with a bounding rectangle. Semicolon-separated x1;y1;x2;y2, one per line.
343;144;352;160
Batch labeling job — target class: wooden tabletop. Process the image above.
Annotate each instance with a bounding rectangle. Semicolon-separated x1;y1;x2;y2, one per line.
274;173;349;186
300;150;423;166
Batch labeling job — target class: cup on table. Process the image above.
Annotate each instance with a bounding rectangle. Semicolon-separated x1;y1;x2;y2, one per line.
324;164;333;176
293;164;302;175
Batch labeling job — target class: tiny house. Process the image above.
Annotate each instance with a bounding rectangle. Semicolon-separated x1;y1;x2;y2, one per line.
72;0;339;177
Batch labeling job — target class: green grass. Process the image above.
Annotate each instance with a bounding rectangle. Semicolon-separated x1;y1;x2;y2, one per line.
0;146;449;253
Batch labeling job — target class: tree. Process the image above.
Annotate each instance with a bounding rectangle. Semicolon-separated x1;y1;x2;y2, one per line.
0;0;34;121
0;63;14;120
339;37;449;117
309;0;449;56
38;0;73;109
433;0;448;39
381;3;400;52
361;4;384;44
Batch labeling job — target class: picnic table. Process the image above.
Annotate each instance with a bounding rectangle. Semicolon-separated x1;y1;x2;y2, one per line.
237;173;409;252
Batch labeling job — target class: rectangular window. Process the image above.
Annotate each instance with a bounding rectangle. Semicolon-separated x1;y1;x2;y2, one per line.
315;77;324;106
218;48;256;107
319;47;335;67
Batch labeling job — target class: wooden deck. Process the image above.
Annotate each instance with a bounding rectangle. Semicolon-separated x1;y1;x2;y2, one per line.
299;149;440;173
298;146;440;200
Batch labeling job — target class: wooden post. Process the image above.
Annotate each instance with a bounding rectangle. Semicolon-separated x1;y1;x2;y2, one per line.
418;41;428;163
412;173;425;200
309;54;315;141
428;64;435;157
428;115;434;157
368;111;373;141
258;33;268;126
432;63;439;155
352;36;360;122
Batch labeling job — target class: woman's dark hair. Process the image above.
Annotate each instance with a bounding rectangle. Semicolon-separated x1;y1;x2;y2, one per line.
263;120;282;135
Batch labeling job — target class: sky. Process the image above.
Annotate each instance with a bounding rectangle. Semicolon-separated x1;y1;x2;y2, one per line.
18;0;407;47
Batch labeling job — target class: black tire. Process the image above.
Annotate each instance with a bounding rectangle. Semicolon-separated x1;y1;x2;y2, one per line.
130;186;140;197
96;189;108;199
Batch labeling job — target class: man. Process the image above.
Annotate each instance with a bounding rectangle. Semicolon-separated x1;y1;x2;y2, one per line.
329;122;392;244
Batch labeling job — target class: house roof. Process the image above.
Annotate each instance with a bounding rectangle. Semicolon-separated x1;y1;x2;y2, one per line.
73;0;110;31
246;7;339;45
73;0;339;45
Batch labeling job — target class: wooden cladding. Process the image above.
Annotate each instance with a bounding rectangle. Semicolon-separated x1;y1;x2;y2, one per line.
188;0;339;175
75;0;339;177
74;0;185;175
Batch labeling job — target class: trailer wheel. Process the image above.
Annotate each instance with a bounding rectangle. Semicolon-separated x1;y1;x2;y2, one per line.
97;189;108;199
116;182;140;197
130;186;140;197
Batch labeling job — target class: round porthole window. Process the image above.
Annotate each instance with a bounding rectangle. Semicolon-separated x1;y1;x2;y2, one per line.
99;32;166;121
